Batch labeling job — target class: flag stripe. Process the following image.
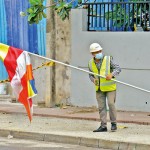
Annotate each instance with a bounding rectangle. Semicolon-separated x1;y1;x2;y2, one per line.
10;52;28;98
26;65;33;80
19;72;32;121
0;43;9;62
29;79;37;95
28;81;36;98
4;46;22;81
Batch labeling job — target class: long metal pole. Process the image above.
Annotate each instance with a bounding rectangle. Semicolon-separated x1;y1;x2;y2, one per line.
28;52;150;93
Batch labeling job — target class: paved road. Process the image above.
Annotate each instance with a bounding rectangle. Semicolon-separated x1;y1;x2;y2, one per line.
0;136;111;150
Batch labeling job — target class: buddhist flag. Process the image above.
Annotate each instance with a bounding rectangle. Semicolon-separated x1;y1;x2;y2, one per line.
0;43;37;122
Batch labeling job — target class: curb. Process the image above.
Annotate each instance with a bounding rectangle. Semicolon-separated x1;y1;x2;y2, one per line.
0;129;149;150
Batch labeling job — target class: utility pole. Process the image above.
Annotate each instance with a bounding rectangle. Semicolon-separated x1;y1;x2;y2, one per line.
45;0;56;107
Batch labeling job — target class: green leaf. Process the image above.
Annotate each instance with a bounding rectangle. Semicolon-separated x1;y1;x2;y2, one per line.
27;8;34;13
35;19;39;24
28;14;33;22
78;0;82;4
42;12;47;18
33;7;39;13
39;12;43;20
29;0;40;5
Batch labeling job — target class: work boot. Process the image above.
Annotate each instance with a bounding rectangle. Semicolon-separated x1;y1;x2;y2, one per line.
111;123;117;131
93;126;107;132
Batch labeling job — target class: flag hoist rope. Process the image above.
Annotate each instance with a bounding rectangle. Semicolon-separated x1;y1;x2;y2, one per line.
28;52;150;93
0;60;54;83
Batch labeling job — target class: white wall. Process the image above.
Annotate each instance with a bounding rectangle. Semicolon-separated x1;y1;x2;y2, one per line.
70;9;150;112
30;55;48;104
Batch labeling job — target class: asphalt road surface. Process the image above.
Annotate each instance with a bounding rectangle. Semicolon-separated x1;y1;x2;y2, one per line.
0;136;111;150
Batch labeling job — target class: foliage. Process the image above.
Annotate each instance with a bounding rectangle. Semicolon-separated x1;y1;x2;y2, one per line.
27;0;47;24
105;0;148;31
105;4;132;31
23;0;81;24
54;1;72;21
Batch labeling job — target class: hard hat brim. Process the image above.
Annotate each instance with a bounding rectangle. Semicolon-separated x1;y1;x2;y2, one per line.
90;47;103;53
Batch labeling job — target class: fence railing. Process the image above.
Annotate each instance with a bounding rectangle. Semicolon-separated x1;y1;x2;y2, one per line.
82;1;150;31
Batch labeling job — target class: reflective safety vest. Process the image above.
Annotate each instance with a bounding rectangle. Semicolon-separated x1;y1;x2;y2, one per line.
88;56;116;92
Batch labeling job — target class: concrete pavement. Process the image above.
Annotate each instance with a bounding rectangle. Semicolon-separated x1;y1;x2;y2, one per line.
0;102;150;150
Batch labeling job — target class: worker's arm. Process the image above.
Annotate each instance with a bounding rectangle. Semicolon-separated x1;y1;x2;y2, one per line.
89;67;100;85
110;57;121;77
89;68;95;83
106;57;121;80
89;72;99;85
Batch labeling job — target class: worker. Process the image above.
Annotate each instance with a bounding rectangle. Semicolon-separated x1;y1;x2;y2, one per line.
88;43;121;132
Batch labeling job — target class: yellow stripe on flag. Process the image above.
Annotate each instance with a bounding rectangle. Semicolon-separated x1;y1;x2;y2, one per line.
27;81;36;98
0;43;9;62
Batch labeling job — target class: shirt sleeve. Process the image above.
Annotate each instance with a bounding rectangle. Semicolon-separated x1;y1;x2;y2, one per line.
110;57;121;77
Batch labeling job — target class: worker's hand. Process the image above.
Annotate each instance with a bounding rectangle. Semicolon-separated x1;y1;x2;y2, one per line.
106;73;113;80
94;79;99;86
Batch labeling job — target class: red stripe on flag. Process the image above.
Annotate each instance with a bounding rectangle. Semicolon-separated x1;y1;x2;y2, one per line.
4;46;23;81
19;72;32;122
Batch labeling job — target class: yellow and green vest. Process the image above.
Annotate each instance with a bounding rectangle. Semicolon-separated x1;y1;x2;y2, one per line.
88;56;116;92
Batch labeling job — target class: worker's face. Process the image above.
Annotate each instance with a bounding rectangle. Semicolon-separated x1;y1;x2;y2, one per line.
91;50;102;57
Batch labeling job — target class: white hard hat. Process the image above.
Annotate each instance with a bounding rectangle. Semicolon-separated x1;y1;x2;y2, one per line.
89;43;103;53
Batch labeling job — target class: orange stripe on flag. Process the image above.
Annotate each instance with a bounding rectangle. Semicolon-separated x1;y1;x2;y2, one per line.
26;65;33;80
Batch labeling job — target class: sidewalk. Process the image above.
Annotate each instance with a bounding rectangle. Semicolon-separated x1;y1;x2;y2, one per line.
0;103;150;125
0;102;150;150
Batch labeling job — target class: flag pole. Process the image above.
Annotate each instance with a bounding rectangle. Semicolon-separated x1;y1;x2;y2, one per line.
28;51;150;93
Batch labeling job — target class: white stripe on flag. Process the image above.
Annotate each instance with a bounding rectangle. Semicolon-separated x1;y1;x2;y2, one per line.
11;52;28;98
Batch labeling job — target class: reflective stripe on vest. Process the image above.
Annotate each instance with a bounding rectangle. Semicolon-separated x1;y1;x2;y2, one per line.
88;56;116;92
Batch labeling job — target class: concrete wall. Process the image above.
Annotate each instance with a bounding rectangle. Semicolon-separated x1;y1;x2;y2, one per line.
30;55;48;105
70;9;150;112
